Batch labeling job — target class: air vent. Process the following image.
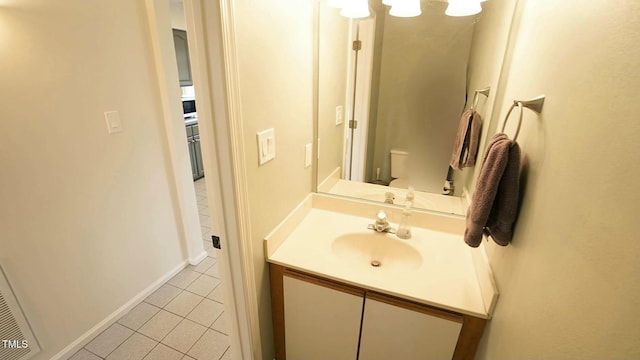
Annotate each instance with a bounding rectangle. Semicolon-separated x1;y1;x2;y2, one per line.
0;266;40;360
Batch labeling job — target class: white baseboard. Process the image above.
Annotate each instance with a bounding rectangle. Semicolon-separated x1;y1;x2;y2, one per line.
50;260;189;360
189;250;208;265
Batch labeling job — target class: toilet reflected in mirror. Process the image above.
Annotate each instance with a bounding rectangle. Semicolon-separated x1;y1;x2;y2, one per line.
389;148;409;189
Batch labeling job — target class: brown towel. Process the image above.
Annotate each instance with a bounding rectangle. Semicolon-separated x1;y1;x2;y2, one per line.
464;133;521;247
450;109;483;170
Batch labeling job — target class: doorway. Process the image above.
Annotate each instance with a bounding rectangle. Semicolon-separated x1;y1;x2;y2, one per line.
168;0;213;258
343;16;376;182
145;0;253;358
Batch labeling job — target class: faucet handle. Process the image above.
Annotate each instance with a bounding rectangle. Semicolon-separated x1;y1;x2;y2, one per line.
368;210;395;234
376;210;388;222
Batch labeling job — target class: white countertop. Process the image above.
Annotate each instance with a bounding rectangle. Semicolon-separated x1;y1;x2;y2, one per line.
327;179;466;216
265;194;497;319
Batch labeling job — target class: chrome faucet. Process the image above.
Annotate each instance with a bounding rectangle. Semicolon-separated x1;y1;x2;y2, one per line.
442;180;455;196
368;210;395;234
384;192;395;204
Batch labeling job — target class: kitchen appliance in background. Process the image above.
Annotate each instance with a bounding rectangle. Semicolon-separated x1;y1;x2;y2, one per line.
186;123;204;180
181;85;197;120
181;86;202;180
182;97;196;119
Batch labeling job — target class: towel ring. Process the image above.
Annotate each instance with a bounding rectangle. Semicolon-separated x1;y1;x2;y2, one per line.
501;102;524;141
500;95;546;141
471;86;491;110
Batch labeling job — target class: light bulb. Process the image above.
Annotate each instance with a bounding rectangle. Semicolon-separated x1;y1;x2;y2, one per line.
445;0;482;17
389;0;421;17
340;0;370;18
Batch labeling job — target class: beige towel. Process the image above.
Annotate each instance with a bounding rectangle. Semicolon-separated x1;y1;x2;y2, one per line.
450;109;483;170
465;133;521;247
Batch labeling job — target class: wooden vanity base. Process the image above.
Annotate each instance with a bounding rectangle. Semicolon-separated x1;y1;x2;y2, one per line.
269;263;486;360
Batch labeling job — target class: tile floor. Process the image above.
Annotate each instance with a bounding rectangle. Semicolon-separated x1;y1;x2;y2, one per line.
70;179;232;360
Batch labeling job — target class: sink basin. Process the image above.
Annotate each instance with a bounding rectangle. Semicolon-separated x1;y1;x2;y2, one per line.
331;232;423;270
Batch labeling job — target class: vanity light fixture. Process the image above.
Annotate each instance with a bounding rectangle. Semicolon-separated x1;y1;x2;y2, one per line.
337;0;484;19
445;0;483;17
340;0;371;18
328;0;346;8
389;0;422;17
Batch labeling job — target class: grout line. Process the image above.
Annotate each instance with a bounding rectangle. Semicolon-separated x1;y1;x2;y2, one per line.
219;346;231;360
208;327;228;337
179;321;211;359
140;342;163;360
82;322;136;360
130;332;167;360
141;330;187;358
208;312;224;331
100;327;137;360
209;313;229;335
180;287;218;300
163;283;209;320
142;284;182;309
117;303;162;332
153;317;189;352
81;347;105;359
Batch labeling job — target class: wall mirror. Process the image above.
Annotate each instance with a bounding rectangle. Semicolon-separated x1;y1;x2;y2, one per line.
314;0;517;215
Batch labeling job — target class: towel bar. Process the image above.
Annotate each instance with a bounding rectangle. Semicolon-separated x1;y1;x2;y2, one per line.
500;95;545;141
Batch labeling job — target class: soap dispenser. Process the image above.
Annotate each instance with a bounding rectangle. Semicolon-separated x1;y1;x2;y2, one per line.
397;207;412;239
405;186;415;207
397;187;414;239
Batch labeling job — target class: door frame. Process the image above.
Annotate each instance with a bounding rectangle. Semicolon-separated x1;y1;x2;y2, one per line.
343;15;376;182
145;0;257;358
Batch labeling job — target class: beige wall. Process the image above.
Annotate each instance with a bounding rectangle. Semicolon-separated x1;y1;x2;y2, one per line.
465;0;640;357
0;1;187;359
232;0;314;358
317;4;349;184
371;4;474;192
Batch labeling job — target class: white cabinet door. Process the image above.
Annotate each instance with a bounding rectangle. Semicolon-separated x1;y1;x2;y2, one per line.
283;273;363;360
359;294;463;360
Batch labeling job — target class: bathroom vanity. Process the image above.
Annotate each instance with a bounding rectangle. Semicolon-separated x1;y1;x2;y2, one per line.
265;194;497;360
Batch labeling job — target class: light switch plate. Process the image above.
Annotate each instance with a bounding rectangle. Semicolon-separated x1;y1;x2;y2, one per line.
104;110;123;134
335;105;344;125
257;128;276;165
305;143;312;168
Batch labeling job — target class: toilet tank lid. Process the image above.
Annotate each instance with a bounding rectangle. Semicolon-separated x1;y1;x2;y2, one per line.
390;148;409;155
